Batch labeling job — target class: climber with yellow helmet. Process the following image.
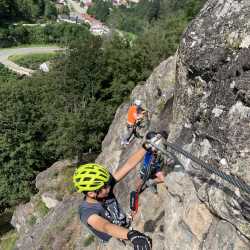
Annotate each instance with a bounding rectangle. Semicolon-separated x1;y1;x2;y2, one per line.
73;147;152;250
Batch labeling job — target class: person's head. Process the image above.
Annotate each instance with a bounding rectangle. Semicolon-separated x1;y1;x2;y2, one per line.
73;163;111;200
134;99;142;106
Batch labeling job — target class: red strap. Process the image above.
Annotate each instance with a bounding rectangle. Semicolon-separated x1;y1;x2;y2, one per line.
130;191;139;213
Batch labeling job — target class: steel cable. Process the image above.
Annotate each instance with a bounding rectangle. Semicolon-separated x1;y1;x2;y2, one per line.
148;141;250;194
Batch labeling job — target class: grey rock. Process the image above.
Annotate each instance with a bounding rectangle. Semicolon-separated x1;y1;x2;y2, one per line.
164;172;213;250
14;194;95;250
203;220;250;250
41;192;59;209
171;0;250;244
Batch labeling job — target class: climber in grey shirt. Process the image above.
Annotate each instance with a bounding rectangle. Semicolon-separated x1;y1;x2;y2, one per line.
79;175;129;242
73;147;153;249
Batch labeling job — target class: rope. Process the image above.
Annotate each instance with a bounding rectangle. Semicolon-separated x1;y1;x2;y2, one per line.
139;163;152;194
148;141;250;195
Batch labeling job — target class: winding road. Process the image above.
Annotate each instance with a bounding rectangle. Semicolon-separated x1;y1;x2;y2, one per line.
0;46;62;76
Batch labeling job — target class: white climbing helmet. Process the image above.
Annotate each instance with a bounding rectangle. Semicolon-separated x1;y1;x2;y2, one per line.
134;99;142;106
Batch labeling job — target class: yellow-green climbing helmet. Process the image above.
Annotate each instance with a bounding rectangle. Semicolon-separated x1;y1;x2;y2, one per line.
73;163;110;192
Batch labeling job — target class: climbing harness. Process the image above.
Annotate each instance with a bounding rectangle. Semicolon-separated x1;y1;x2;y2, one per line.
133;113;150;139
130;190;139;212
130;168;150;213
148;141;250;195
126;112;150;145
130;151;161;213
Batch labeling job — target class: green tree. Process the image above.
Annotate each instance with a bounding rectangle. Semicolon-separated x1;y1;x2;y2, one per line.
87;0;112;22
44;0;57;20
0;0;12;20
8;25;30;45
0;64;18;82
0;79;46;210
37;0;45;16
148;0;160;22
15;0;39;20
40;35;107;159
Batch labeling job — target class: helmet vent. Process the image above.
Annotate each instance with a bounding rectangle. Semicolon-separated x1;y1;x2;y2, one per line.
73;163;110;192
83;177;91;181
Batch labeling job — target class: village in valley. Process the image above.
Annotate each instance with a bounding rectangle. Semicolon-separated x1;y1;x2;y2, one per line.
56;0;140;36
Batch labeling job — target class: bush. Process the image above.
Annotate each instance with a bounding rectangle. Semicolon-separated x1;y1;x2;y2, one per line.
28;215;37;226
0;64;19;82
36;199;49;217
0;230;18;250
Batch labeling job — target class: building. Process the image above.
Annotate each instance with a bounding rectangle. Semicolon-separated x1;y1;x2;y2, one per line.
90;23;110;36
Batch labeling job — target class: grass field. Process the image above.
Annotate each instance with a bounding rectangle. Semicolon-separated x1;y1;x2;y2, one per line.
9;52;61;70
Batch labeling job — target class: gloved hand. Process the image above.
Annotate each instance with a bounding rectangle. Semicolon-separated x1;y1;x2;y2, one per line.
127;230;152;250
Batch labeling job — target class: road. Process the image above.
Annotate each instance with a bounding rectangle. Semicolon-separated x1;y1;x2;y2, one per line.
0;47;62;76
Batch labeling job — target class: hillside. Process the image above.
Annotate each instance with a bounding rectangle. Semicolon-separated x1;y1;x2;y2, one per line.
6;1;250;249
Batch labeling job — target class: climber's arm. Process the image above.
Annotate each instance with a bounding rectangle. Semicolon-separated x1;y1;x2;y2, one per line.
113;148;146;182
87;214;129;240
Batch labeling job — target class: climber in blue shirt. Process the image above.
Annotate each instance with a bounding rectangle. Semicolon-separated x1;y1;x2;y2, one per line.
136;131;172;193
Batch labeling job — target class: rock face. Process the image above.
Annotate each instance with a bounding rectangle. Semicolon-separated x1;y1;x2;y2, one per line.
94;56;177;250
10;0;250;249
96;56;176;212
97;0;250;248
168;0;250;246
12;160;96;250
